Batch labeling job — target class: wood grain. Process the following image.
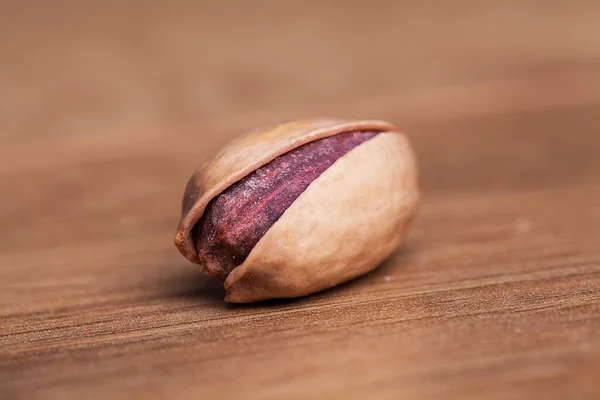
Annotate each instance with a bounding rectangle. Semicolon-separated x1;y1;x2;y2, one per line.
1;1;600;399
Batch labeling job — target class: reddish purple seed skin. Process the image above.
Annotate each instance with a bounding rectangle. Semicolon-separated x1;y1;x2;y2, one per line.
195;130;380;278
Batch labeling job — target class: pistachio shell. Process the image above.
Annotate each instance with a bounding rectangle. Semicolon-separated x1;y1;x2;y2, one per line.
223;132;419;303
174;118;419;303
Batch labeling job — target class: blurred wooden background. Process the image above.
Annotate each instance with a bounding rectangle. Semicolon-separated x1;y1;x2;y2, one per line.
1;1;600;399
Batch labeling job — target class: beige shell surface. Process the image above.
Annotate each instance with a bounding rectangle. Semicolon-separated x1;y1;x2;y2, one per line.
223;132;419;303
175;119;396;263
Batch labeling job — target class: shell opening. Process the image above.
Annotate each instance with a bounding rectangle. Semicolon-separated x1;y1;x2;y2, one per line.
193;130;382;279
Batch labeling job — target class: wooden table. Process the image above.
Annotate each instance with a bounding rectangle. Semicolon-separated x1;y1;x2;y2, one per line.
2;1;599;399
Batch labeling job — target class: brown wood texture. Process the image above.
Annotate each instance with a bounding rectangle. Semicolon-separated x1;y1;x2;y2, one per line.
1;1;600;399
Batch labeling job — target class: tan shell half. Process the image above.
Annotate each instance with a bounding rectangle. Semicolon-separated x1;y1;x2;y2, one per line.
175;119;419;303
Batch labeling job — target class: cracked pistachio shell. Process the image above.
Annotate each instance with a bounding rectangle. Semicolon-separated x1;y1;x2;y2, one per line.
175;119;420;303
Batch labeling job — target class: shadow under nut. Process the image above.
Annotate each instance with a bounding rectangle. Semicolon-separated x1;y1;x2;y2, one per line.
194;130;380;279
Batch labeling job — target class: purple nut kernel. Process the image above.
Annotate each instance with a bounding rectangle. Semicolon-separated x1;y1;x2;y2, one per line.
194;130;381;279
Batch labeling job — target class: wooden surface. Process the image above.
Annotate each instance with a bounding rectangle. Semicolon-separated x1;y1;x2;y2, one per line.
1;1;600;399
